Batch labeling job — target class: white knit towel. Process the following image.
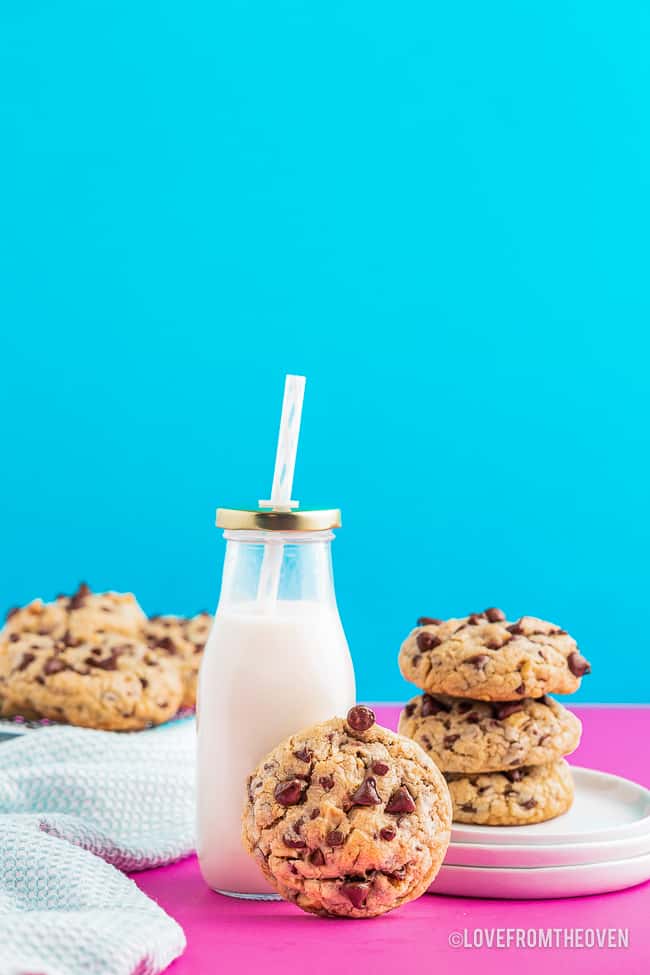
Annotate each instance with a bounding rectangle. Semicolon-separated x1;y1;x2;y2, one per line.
0;719;196;975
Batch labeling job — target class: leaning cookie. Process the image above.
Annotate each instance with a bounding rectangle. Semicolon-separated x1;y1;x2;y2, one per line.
144;611;212;709
0;631;183;731
445;760;574;826
399;609;591;701
398;693;581;774
242;706;452;918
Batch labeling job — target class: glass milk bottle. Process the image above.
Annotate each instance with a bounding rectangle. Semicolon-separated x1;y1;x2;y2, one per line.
196;507;356;898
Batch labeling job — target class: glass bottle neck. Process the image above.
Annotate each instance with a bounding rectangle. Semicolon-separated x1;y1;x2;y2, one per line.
217;530;338;613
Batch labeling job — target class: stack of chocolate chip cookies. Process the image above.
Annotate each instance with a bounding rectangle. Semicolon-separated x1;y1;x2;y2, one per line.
0;582;212;730
397;608;591;826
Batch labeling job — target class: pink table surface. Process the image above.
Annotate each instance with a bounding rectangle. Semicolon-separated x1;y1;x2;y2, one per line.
134;706;650;975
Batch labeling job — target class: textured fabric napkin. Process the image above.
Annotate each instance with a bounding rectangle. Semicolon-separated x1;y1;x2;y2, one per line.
0;719;196;975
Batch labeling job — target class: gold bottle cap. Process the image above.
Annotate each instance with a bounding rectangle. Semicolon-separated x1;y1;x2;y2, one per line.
216;508;341;531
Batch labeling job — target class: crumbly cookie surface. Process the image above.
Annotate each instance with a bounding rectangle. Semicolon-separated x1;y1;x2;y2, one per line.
2;583;147;644
0;631;183;730
398;693;581;773
144;611;212;709
445;760;574;825
242;706;452;918
399;609;591;701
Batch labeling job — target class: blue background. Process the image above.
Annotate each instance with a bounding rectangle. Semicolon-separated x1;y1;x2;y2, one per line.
1;2;648;702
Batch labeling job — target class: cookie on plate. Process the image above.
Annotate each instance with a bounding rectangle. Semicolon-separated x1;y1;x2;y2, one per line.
242;705;452;918
144;611;212;709
399;609;591;701
445;759;574;826
0;631;183;730
398;692;581;774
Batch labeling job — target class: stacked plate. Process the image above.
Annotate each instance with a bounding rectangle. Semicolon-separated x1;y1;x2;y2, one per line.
429;766;650;898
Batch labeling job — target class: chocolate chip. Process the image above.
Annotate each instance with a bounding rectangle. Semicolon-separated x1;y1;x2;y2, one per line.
485;607;506;622
443;734;460;748
416;631;442;652
567;652;591;677
346;705;375;732
379;826;396;841
293;817;304;833
274;779;306;806
341;882;370;909
310;849;325;866
154;636;177;655
140;678;148;689
514;683;525;695
372;762;389;776
85;651;122;671
319;775;334;792
404;703;416;717
5;606;19;621
486;640;504;650
460;803;477;813
350;777;382;806
293;747;313;763
17;653;35;671
385;786;416;814
520;798;537;809
417;616;442;626
506;621;524;635
9;633;20;643
43;657;66;675
465;712;480;724
457;701;473;713
504;769;524;782
68;582;91;610
466;654;489;668
421;694;447;717
494;702;524;720
283;834;307;849
326;830;345;847
310;808;320;820
467;613;485;626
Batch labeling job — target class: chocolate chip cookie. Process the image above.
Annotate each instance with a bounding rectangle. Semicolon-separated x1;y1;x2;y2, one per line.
144;611;212;709
0;631;183;730
445;759;574;825
2;583;147;644
399;609;591;701
398;692;581;774
242;706;452;918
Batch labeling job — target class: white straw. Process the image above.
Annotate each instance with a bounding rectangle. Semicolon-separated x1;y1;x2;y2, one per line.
257;375;306;608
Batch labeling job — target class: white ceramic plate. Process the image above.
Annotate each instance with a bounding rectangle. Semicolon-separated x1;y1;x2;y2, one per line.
445;829;650;868
451;767;650;846
429;851;650;899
